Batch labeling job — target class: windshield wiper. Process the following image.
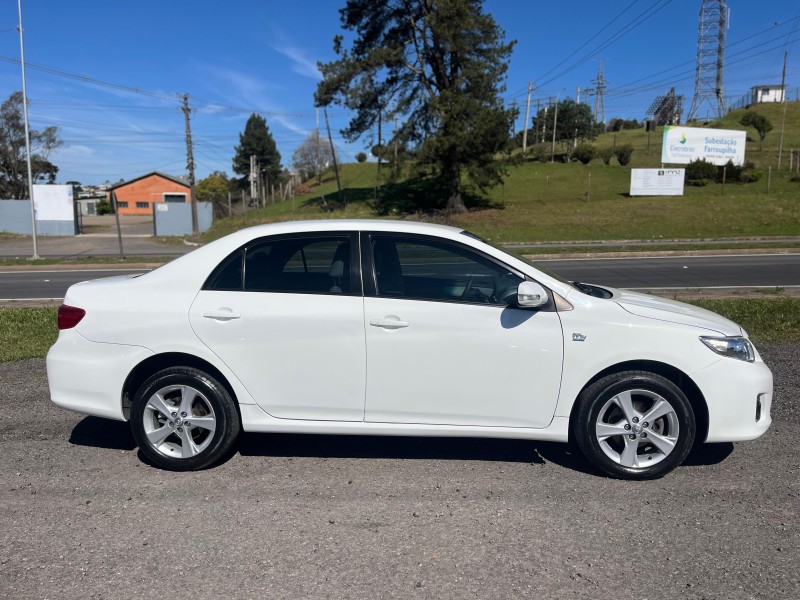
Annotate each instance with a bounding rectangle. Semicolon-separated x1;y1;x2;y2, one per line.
572;281;595;295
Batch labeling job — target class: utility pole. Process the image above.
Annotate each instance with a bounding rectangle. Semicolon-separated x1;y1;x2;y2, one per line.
17;0;38;259
778;51;789;170
510;99;517;140
551;95;560;163
534;99;541;144
324;108;343;201
181;93;198;235
522;81;533;154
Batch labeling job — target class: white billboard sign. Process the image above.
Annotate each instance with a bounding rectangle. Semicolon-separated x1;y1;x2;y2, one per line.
661;126;746;166
32;184;74;221
630;168;685;196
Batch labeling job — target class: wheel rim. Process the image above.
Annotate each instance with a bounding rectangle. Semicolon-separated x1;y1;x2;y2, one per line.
142;385;217;459
594;389;680;469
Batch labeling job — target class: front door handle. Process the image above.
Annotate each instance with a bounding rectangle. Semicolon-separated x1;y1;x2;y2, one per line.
369;317;410;329
203;309;241;321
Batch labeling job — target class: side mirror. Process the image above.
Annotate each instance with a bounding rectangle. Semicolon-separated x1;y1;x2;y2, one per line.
517;281;549;308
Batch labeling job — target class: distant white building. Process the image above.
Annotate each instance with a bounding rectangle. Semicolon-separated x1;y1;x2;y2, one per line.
750;85;785;105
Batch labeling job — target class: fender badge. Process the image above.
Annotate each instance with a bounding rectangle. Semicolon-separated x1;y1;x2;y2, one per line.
572;333;587;342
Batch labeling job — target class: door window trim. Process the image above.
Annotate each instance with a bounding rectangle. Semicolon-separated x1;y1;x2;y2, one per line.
362;232;549;308
202;231;362;296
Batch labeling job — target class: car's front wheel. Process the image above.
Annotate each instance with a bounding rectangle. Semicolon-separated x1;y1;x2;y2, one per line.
574;371;695;479
130;367;240;471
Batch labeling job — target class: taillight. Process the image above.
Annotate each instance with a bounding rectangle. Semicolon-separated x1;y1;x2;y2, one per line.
58;304;86;330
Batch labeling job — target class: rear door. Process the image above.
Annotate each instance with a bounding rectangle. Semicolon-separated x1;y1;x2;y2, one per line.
189;232;366;421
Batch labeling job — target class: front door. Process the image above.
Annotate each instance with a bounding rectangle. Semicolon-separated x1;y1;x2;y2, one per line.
363;235;564;428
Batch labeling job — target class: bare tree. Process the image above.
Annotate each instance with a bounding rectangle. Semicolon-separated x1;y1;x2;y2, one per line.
292;130;336;185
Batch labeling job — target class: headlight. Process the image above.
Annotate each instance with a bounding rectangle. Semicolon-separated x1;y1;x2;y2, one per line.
699;336;755;362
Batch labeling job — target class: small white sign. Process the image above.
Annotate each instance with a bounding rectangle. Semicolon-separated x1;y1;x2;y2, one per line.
630;169;685;196
32;184;74;220
156;203;169;212
661;126;746;166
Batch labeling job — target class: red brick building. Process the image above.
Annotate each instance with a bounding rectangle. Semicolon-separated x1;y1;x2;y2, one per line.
107;172;191;216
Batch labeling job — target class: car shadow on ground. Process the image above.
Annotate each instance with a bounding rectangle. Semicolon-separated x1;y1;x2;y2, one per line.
238;433;598;474
68;417;735;475
69;416;136;451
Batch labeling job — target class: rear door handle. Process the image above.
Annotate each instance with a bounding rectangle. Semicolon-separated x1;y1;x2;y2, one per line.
369;317;410;329
203;309;241;321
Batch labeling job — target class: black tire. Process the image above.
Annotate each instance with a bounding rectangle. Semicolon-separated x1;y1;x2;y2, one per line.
130;366;240;471
573;371;695;480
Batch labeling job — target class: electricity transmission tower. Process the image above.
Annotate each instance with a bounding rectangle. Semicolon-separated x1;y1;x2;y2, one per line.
591;60;606;125
687;0;728;122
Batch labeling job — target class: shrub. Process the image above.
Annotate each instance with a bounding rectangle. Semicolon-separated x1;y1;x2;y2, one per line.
572;143;595;165
95;199;112;215
718;159;742;183
527;142;550;162
598;146;615;165
685;159;719;186
355;152;367;163
614;144;634;166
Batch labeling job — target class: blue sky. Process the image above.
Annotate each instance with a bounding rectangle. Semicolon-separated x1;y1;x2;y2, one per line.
0;0;797;184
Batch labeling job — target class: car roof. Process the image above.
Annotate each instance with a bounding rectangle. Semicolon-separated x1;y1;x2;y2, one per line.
236;219;465;237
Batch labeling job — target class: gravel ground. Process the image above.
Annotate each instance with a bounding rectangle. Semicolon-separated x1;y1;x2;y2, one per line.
1;345;798;600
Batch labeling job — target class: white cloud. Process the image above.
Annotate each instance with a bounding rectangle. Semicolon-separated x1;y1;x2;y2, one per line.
271;45;322;80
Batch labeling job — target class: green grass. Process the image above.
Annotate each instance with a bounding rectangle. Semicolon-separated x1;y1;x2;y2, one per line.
0;256;174;267
202;103;800;245
0;299;796;362
518;242;800;255
686;298;800;343
0;307;58;362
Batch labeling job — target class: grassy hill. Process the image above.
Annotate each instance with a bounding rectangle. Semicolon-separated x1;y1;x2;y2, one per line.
205;102;800;244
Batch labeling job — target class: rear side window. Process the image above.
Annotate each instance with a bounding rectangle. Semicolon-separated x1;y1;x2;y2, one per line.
244;236;354;295
205;249;244;291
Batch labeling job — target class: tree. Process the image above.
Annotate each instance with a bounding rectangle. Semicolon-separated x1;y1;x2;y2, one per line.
534;99;596;144
232;113;282;190
292;130;336;184
0;91;62;199
316;0;515;214
740;111;773;150
196;171;230;201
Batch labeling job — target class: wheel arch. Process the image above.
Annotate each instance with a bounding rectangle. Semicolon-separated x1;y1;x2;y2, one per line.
122;353;240;421
567;360;709;444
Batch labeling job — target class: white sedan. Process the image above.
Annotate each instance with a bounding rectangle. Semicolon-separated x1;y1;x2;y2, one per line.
47;220;772;479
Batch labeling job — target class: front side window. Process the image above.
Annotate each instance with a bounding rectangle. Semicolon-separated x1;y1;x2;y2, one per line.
135;201;149;209
372;236;522;305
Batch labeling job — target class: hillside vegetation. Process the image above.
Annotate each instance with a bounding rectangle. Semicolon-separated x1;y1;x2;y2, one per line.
205;102;800;244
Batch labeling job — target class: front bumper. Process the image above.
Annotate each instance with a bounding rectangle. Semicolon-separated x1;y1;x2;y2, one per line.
693;355;773;443
46;329;153;421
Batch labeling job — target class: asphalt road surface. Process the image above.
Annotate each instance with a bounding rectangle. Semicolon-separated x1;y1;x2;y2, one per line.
1;345;797;599
2;253;799;300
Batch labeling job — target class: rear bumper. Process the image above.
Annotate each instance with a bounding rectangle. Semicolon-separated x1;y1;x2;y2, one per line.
694;356;773;443
46;329;153;421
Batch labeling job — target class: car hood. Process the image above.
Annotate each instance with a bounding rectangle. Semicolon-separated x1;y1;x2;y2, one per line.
610;288;743;336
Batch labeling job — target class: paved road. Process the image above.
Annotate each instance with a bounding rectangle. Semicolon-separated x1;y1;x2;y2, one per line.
538;253;800;289
1;345;797;599
2;254;799;300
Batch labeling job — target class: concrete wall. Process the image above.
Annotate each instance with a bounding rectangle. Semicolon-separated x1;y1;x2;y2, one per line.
0;200;77;236
153;201;212;236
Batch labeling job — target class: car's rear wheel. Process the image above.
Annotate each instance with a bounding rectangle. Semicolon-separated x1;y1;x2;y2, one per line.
130;367;240;471
574;371;695;479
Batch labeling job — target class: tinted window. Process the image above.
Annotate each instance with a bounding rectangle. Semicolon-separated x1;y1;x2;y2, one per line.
372;237;522;304
244;237;352;295
205;249;244;291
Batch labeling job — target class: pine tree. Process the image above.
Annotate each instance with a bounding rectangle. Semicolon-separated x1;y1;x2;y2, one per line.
316;0;515;213
232;114;282;190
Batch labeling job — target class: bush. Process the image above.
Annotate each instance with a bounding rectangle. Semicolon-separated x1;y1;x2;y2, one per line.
572;143;595;165
685;159;718;186
528;142;550;163
598;146;615;165
718;159;742;183
614;144;634;166
95;199;112;215
355;152;367;163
